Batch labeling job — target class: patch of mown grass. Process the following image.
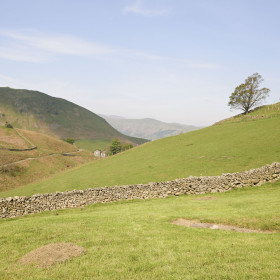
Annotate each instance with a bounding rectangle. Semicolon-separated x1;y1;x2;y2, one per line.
0;181;279;279
2;109;279;197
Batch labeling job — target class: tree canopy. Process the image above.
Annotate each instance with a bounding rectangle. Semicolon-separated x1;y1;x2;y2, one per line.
109;138;122;155
228;73;270;114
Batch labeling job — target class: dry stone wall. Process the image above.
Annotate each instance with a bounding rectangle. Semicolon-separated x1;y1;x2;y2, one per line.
0;146;37;151
1;162;280;219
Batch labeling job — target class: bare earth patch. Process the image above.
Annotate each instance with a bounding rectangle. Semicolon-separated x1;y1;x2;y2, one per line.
196;196;217;201
172;219;274;233
19;242;86;268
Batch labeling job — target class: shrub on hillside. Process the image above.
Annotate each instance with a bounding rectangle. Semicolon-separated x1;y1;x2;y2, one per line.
65;138;75;145
5;122;13;128
0;165;25;177
122;143;133;151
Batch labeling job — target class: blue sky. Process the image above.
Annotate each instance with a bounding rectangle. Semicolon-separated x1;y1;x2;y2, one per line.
0;0;279;126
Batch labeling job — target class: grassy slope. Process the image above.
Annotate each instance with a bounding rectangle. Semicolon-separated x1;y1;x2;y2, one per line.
0;126;77;163
0;182;279;279
75;139;111;152
0;126;94;192
0;87;147;146
0;127;30;149
2;102;280;197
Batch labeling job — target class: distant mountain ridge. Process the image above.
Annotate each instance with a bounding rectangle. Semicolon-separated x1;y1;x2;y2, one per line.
99;114;202;140
0;87;147;146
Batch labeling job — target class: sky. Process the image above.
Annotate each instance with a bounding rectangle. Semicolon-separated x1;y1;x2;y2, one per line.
0;0;279;126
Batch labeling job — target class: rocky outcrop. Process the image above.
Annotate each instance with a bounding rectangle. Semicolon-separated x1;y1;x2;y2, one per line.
1;162;280;219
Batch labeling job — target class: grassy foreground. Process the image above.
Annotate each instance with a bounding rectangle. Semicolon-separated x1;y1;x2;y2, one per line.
0;181;279;279
2;105;280;197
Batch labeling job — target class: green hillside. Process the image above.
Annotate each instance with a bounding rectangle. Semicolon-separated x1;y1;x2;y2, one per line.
2;102;279;197
0;87;147;149
0;125;94;192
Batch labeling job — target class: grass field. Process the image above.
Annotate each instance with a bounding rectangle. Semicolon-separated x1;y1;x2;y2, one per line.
2;103;279;197
0;103;279;279
0;182;279;279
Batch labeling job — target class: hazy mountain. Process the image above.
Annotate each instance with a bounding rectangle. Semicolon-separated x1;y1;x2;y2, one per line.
0;87;147;145
99;114;202;140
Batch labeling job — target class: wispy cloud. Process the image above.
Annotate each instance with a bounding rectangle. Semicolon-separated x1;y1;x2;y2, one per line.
0;29;219;69
0;29;168;63
0;46;50;63
0;30;116;57
123;0;169;17
182;63;220;70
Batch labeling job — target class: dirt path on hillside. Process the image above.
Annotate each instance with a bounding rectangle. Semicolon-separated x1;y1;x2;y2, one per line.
0;149;84;168
14;128;36;149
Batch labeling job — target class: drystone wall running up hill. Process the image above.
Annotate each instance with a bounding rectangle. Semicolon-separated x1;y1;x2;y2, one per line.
1;162;280;219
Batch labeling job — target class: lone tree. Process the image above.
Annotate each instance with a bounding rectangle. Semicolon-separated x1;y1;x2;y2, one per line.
109;138;122;155
228;73;270;114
